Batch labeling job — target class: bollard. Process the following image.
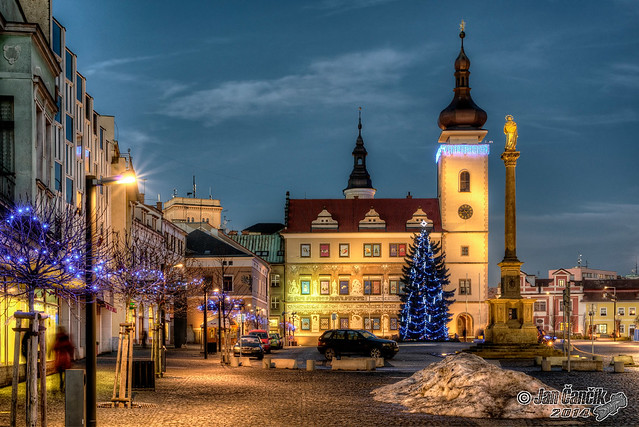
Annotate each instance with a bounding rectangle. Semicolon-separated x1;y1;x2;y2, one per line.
593;355;603;362
263;357;272;369
65;369;86;427
306;360;315;371
230;356;239;367
541;360;552;372
614;361;625;373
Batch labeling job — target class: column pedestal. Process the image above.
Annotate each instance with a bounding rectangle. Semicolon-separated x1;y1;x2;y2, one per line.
485;297;538;344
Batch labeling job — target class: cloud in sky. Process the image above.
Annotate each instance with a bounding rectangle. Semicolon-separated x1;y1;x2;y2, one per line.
162;48;417;124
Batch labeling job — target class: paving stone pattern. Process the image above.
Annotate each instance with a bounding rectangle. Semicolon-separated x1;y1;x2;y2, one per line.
1;346;638;426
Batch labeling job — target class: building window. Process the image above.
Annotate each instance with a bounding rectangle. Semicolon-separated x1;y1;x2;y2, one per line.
301;318;311;330
339;243;349;257
339;279;349;295
65;115;74;142
363;277;382;295
65;178;73;204
459;279;471;295
559;301;571;312
320;277;330;295
320;318;330;330
339;317;349;329
630;307;636;316
301;279;310;295
65;50;73;81
99;127;104;149
52;21;62;56
600;307;607;316
300;244;310;257
461;246;469;256
597;324;607;334
364;243;381;257
618;307;625;316
459;170;470;192
76;76;83;102
558;279;565;287
223;275;233;292
389;279;405;295
320;243;330;257
270;274;280;287
390;318;398;330
534;301;546;312
389;243;407;257
619;324;625;334
54;162;62;191
270;296;279;310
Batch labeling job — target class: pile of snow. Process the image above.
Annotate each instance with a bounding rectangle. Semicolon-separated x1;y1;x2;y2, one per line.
372;353;554;418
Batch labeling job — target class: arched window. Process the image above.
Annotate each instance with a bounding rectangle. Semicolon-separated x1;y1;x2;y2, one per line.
459;170;470;192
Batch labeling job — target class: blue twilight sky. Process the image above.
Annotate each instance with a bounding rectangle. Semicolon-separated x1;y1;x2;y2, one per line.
52;1;639;285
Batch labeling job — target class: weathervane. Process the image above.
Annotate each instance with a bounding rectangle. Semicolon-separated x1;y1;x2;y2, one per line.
460;19;465;33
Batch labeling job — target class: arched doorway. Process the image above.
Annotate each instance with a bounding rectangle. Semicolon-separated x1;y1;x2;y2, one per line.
457;313;473;342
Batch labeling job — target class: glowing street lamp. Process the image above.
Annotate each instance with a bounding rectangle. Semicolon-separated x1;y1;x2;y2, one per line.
85;173;135;427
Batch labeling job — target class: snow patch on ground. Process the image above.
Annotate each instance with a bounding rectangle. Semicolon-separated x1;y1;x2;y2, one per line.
372;353;555;418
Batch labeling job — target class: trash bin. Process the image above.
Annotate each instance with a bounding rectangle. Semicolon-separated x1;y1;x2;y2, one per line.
132;359;155;390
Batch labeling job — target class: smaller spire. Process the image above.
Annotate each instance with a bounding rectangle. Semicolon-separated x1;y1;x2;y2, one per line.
344;106;375;199
358;106;362;137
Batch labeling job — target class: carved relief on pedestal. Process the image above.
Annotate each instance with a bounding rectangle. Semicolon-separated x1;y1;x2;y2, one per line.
311;315;320;332
312;280;319;295
352;279;362;296
353;265;360;274
351;315;363;329
382;280;389;295
331;280;338;296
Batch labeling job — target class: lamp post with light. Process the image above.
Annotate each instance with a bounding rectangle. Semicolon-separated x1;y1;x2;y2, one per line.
604;286;617;341
85;173;135;427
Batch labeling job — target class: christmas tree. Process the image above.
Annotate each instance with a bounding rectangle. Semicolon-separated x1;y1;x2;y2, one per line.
399;223;454;341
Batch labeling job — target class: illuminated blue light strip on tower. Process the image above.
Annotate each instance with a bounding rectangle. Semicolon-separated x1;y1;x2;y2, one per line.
435;144;490;163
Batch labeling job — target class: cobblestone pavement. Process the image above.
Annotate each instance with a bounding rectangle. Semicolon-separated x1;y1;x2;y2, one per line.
2;345;638;427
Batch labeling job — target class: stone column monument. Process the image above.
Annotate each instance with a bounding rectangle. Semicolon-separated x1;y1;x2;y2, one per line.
485;115;537;344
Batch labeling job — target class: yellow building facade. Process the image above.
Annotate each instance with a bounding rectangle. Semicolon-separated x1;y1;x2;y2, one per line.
282;30;491;344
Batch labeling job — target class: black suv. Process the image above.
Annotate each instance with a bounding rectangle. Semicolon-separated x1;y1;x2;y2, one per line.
317;329;399;360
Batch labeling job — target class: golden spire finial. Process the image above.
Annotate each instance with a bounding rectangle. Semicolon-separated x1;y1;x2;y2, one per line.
460;19;466;33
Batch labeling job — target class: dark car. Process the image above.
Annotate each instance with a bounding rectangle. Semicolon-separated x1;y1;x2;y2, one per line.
248;329;271;353
317;329;399;360
233;336;264;359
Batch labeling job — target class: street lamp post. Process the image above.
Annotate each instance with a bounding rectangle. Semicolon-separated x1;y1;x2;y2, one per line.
588;303;596;356
604;286;617;341
85;173;135;427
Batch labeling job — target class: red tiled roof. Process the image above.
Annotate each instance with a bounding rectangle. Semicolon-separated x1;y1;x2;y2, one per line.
284;198;441;233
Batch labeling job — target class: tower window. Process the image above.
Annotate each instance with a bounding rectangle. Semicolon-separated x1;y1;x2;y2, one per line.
459;279;471;295
461;246;469;256
459;170;470;192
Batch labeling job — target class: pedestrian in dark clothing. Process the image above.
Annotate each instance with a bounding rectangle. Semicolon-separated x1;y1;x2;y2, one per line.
53;327;74;391
142;330;148;349
462;328;467;343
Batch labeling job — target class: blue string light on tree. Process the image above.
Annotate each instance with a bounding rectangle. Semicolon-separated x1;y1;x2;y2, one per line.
399;220;455;341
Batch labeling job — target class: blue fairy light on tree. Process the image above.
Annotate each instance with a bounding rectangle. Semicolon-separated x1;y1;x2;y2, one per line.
399;221;454;341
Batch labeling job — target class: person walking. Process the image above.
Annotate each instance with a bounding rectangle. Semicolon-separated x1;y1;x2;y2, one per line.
53;327;74;392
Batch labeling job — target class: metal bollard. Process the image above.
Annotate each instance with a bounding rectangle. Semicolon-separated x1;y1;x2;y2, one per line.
614;361;625;373
306;360;315;371
541;360;552;372
65;369;86;427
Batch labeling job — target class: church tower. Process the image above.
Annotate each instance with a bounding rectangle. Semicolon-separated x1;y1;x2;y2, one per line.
344;108;376;199
436;23;490;332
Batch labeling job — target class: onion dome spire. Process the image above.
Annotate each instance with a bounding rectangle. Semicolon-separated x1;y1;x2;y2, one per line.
437;21;487;130
344;107;375;199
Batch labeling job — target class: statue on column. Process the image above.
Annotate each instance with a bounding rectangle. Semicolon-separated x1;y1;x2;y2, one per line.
504;115;518;151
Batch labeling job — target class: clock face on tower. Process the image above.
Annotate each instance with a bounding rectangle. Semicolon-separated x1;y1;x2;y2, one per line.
458;204;473;219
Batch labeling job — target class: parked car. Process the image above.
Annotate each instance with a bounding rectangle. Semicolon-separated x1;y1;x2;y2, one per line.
248;329;271;353
233;336;264;359
269;333;283;350
317;329;399;360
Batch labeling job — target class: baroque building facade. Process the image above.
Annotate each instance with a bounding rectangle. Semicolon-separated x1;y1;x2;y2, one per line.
281;31;490;345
